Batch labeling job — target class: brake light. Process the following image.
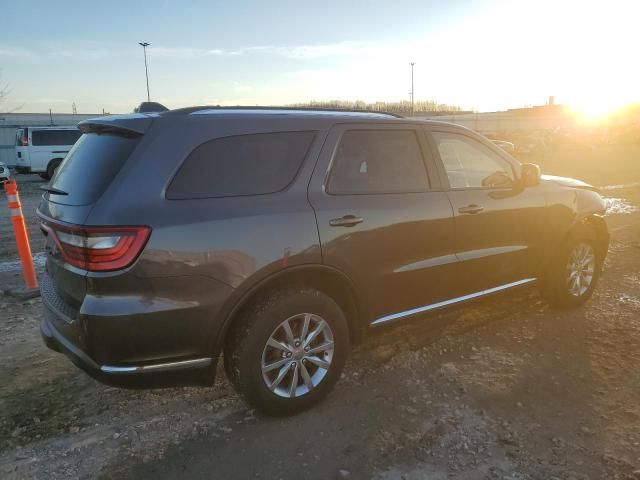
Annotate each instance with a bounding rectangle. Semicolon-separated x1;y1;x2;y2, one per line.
42;222;150;272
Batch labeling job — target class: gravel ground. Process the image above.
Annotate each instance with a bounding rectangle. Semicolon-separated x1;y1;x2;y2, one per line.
1;145;639;479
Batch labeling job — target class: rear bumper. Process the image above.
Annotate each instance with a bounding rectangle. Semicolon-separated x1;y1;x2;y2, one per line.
39;270;223;387
41;309;216;387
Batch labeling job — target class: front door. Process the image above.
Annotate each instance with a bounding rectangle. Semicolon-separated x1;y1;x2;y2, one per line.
427;128;547;294
309;124;459;325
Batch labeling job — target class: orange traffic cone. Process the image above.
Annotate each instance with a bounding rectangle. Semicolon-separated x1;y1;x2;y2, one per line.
3;179;39;291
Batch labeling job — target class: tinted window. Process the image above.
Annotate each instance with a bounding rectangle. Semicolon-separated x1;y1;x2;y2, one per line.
32;129;82;146
48;133;140;206
167;131;316;199
327;130;429;195
432;132;514;189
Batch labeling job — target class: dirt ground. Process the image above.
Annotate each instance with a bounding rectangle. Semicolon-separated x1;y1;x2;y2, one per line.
1;145;639;479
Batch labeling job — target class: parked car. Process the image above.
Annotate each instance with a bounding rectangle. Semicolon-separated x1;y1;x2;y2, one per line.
38;107;610;415
490;139;515;153
14;126;82;179
0;161;10;182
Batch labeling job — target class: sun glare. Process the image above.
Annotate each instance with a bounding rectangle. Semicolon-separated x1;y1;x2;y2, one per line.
569;101;618;124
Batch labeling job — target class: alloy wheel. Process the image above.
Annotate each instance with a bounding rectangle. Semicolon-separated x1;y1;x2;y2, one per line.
261;313;335;399
566;242;596;297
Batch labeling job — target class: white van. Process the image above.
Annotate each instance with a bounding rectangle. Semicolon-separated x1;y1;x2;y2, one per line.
15;127;82;179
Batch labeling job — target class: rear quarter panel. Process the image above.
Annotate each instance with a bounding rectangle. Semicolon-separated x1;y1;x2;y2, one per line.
83;115;329;358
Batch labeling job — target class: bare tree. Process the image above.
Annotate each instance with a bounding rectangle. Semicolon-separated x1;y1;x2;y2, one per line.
0;72;23;113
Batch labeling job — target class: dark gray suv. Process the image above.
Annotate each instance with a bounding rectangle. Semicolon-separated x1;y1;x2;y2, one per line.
38;107;609;415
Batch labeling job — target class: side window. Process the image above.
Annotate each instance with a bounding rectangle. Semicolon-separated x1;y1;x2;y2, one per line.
31;130;80;146
167;131;316;199
327;130;429;195
60;130;82;145
32;130;45;146
432;132;514;189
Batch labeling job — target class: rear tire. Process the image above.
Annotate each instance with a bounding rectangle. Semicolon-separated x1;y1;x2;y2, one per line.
224;288;349;416
543;227;602;308
46;159;62;180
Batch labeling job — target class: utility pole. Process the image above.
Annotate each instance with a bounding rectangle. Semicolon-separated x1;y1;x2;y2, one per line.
410;62;415;116
139;42;151;102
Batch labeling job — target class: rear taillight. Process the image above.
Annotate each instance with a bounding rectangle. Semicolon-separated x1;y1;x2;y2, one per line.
42;222;150;272
21;132;28;146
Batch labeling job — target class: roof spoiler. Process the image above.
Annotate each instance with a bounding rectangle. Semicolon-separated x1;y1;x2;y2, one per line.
78;113;155;136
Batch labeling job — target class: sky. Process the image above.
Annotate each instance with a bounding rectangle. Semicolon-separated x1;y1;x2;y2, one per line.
0;0;639;114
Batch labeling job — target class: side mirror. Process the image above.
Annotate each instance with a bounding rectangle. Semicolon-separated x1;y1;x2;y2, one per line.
520;163;541;187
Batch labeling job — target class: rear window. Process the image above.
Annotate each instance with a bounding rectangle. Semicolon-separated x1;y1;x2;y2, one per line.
48;133;140;206
167;131;316;199
32;129;82;146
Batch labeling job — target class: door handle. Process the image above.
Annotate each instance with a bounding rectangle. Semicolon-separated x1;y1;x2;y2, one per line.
329;215;364;227
458;204;484;214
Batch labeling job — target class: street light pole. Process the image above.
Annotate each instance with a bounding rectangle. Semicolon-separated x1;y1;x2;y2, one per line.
139;42;151;102
410;62;415;116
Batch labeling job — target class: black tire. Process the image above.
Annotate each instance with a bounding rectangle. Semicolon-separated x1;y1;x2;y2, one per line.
39;173;49;180
224;288;349;416
543;226;602;308
46;159;62;180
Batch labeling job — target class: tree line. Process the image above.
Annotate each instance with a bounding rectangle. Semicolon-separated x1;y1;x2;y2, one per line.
288;99;464;114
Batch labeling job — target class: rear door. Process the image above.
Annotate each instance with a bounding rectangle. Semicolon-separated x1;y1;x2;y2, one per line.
426;127;547;294
309;123;459;325
14;128;29;168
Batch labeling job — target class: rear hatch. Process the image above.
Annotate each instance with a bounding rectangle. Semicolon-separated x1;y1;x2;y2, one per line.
14;128;28;167
38;115;152;329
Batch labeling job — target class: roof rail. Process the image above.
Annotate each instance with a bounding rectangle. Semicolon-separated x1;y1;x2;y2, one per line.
164;105;405;118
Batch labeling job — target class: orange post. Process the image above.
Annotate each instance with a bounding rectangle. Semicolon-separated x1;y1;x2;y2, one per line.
3;180;38;290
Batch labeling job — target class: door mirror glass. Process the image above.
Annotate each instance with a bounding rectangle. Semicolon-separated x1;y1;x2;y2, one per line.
520;163;541;187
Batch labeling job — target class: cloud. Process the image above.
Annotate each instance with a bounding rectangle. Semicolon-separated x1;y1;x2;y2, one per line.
147;41;380;60
248;41;378;59
49;49;115;59
148;47;242;58
0;47;36;58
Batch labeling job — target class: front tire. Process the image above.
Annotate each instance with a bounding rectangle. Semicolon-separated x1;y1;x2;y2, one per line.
224;288;349;416
544;228;602;307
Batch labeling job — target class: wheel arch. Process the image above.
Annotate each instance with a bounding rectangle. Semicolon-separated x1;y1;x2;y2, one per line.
215;264;365;356
46;157;64;177
565;213;609;264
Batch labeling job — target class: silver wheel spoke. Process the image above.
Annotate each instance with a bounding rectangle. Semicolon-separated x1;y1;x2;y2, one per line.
288;363;299;398
303;320;327;347
262;357;290;373
267;337;291;352
300;314;311;342
305;355;330;369
300;362;314;390
270;363;292;391
305;341;335;356
282;319;295;346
